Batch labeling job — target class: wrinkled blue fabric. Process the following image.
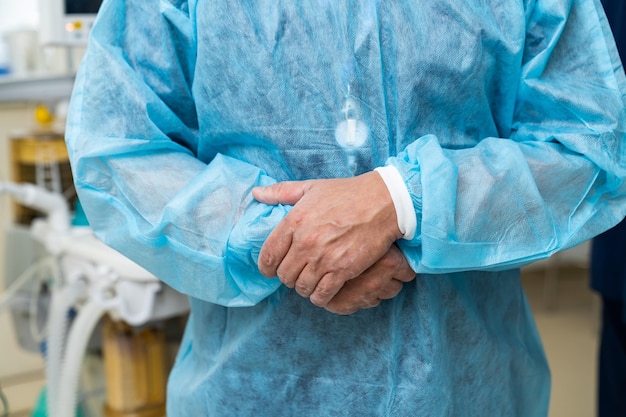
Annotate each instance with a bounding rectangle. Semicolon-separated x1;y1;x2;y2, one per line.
65;0;626;415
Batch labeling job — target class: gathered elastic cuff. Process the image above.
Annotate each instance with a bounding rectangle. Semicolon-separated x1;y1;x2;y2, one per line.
374;166;417;240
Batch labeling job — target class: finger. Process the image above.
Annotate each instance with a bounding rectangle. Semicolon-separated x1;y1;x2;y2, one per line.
320;261;389;312
275;249;308;289
258;222;293;277
377;279;403;300
292;263;321;298
252;181;311;205
385;246;416;283
325;294;381;315
396;262;416;283
326;301;374;315
322;279;365;314
325;303;360;315
309;272;346;307
323;257;406;314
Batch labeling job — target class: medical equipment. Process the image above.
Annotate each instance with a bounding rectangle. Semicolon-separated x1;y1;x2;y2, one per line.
0;181;188;417
39;0;103;46
9;130;74;225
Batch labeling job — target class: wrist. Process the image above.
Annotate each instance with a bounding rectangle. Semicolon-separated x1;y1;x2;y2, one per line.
374;166;417;240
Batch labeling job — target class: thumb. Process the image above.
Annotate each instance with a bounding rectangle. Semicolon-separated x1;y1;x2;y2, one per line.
252;181;311;205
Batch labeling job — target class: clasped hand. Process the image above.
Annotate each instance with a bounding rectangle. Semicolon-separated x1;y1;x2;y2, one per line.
252;172;416;314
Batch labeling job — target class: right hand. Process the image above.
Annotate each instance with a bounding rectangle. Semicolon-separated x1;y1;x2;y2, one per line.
324;245;416;315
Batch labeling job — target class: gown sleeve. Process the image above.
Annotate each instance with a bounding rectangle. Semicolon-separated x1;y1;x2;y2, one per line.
391;0;626;273
65;0;287;306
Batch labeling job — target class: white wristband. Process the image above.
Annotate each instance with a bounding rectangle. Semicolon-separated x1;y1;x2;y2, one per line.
374;166;417;240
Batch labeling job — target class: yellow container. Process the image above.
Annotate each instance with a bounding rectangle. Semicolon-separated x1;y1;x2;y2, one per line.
102;317;167;417
9;131;76;224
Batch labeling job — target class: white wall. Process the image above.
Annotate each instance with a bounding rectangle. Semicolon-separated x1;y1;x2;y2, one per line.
0;0;39;33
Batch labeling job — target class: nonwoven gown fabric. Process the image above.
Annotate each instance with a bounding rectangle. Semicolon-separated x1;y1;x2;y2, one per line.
65;0;626;416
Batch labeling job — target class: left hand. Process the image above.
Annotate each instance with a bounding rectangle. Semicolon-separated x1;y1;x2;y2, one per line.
252;171;403;307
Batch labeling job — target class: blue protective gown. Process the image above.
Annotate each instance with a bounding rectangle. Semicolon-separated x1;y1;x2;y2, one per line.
66;0;626;415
